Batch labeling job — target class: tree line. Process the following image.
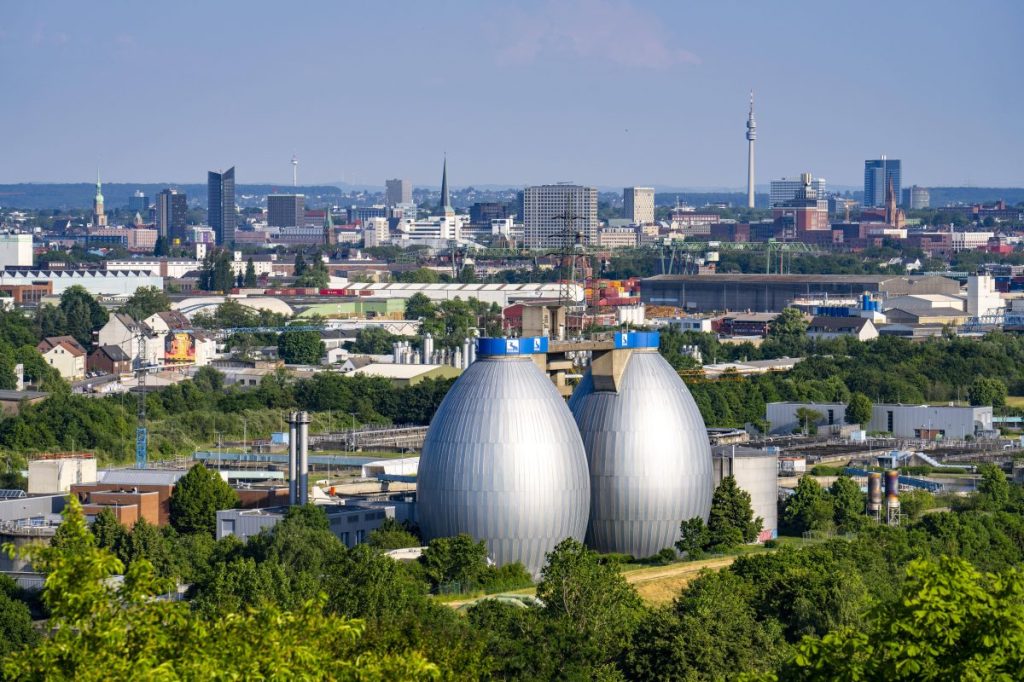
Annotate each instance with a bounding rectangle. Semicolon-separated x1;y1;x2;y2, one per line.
3;466;1024;678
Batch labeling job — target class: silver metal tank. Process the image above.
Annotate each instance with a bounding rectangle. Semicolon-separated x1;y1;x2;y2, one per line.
417;336;590;576
569;344;713;558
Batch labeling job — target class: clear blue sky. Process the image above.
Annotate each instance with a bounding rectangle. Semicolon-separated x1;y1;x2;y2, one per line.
1;0;1020;189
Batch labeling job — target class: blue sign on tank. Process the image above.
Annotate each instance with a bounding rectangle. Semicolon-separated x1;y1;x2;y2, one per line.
614;331;660;349
477;336;549;356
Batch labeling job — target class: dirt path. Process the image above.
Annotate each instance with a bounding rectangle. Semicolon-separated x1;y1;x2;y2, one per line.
444;555;738;610
621;556;737;604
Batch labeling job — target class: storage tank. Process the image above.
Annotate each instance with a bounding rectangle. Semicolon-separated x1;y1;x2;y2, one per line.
885;470;900;509
867;472;882;514
417;336;589;576
569;333;714;558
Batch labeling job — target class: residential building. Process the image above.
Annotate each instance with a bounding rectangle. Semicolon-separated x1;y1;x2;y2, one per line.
623;187;655;225
363;216;390;247
36;336;87;380
385;178;411;206
155;189;188;242
863;158;901;207
770;176;826;207
88;345;133;376
523;184;598;248
267;194;305;228
208;167;237;246
97;314;153;367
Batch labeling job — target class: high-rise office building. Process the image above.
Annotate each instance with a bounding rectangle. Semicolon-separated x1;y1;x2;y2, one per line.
385;178;411;207
863;158;901;207
155;189;188;242
623;187;655;225
208;167;236;246
902;185;930;210
523;184;598;248
128;190;149;213
268;194;305;228
470;202;511;225
770;176;827;207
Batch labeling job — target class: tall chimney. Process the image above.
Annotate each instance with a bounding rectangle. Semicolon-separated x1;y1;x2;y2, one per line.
297;411;311;505
287;412;298;505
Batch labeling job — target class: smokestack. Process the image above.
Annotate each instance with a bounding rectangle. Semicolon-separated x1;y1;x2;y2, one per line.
298;411;311;505
468;338;477;365
288;412;298;505
867;472;882;515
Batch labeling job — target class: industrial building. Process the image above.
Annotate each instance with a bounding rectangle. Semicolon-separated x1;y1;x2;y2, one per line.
416;337;591;576
216;503;394;546
712;446;779;542
641;274;960;313
569;334;713;559
0;269;164;296
766;402;994;439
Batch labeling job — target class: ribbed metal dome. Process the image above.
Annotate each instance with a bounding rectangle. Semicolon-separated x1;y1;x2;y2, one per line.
417;356;590;576
569;349;713;559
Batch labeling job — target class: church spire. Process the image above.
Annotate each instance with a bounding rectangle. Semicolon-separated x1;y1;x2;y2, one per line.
439;155;453;216
323;206;336;246
93;168;107;227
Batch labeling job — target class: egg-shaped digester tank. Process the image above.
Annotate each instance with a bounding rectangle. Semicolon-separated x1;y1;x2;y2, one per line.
417;337;590;576
569;336;713;559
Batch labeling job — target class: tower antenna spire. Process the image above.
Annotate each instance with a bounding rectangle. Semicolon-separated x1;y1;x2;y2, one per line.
745;91;757;209
291;154;298;187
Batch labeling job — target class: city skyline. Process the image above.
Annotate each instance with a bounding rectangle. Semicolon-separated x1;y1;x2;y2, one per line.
1;1;1021;187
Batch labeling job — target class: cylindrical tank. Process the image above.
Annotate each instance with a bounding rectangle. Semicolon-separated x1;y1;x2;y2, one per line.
569;348;714;558
867;472;882;513
417;337;589;576
885;469;900;509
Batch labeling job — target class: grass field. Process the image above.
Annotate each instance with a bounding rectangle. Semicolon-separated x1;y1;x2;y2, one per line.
1005;396;1024;408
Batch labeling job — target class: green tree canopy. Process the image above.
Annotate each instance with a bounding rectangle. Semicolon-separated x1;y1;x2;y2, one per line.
2;497;439;680
976;463;1011;511
243;258;258;287
706;475;762;551
278;330;324;365
117;286;171;321
779;557;1024;681
421;534;489;590
169;463;240;536
968;375;1007;407
845;392;872;426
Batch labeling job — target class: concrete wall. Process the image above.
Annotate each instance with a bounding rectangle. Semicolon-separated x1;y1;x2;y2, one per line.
868;404;993;438
28;457;97;494
765;402;848;435
713;451;779;541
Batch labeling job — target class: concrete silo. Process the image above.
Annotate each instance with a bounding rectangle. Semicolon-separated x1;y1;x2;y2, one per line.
417;336;590;576
569;332;714;558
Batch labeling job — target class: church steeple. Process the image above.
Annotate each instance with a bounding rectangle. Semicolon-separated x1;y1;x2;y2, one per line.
93;170;107;227
439;155;453;217
323;206;336;246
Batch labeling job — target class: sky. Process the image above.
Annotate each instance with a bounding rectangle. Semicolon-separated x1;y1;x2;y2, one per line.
1;0;1021;189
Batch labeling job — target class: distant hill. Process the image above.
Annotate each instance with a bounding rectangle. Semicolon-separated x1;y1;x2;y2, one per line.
925;187;1024;207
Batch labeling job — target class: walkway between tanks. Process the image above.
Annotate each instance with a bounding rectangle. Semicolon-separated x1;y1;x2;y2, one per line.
443;555;740;610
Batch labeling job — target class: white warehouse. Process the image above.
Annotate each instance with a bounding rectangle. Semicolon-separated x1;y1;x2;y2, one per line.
766;401;993;439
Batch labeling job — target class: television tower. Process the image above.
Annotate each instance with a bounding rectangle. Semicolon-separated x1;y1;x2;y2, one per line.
291;154;299;187
746;91;756;209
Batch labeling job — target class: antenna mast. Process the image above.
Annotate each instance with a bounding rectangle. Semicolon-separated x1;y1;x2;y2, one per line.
291;154;299;187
